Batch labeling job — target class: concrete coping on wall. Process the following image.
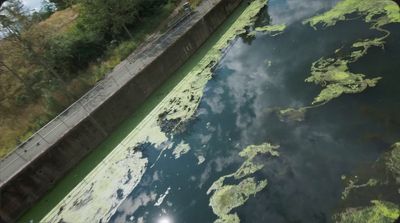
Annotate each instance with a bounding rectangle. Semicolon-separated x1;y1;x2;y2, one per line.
0;0;223;188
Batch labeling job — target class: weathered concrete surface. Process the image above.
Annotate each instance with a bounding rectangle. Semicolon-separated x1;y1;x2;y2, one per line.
0;0;243;221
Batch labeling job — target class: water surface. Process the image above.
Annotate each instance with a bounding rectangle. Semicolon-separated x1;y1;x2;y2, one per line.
21;0;400;222
108;0;400;222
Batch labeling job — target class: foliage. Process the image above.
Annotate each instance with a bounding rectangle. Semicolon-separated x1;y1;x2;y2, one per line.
79;0;140;39
0;0;180;157
31;1;57;22
49;0;71;10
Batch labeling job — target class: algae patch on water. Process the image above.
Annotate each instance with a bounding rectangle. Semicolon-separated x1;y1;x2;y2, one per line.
207;143;279;223
277;107;307;122
278;0;400;122
157;0;268;132
154;187;171;206
335;142;400;222
253;24;286;36
341;178;378;200
385;142;400;182
209;177;267;223
303;0;399;105
340;142;400;199
172;141;191;159
41;146;148;223
304;0;400;29
197;155;206;165
335;200;400;223
307;57;382;105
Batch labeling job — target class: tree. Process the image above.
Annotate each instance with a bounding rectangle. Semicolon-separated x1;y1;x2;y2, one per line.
49;0;70;10
0;59;37;96
0;0;66;82
31;0;57;22
79;0;142;39
0;0;27;37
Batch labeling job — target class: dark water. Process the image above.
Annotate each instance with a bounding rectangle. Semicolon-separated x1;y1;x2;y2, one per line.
109;0;400;222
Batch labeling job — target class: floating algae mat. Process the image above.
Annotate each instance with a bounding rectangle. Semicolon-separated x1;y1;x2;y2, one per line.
23;0;400;222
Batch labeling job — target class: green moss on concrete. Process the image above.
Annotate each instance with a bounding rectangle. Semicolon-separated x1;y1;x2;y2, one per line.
335;200;400;223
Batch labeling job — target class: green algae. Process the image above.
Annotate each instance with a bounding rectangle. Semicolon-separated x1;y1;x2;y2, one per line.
157;0;268;132
303;0;399;105
235;143;279;179
197;155;206;165
279;41;383;118
335;142;400;222
351;37;386;58
384;142;400;183
304;0;400;30
207;143;279;223
239;143;280;160
307;57;382;105
341;178;378;200
254;24;286;36
154;187;171;206
255;24;286;32
210;177;267;223
208;143;279;193
42;147;148;223
335;200;400;223
278;0;400;122
172;141;191;159
340;142;400;198
277;107;307;122
383;142;400;194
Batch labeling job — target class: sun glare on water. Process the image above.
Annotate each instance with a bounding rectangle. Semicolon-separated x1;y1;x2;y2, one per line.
158;216;173;223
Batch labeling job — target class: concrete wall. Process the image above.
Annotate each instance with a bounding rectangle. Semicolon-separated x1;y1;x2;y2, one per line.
0;0;242;221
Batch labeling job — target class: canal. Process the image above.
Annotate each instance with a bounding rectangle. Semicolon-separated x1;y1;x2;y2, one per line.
21;0;400;222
